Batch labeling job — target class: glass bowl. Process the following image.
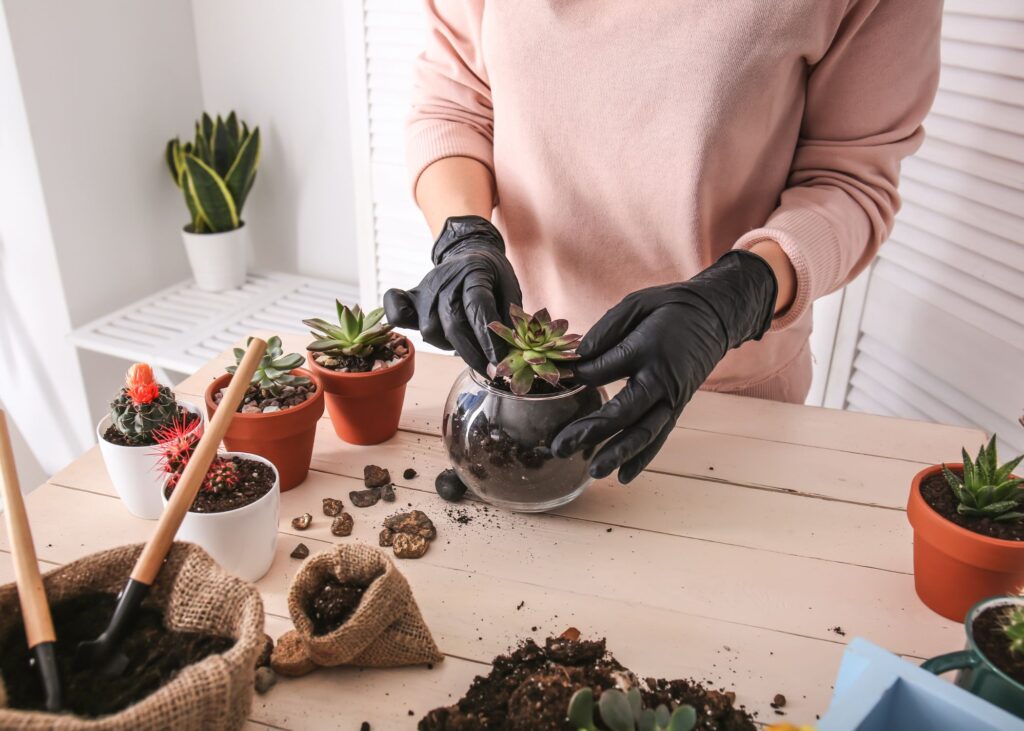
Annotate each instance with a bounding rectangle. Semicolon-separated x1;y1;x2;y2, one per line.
442;368;606;512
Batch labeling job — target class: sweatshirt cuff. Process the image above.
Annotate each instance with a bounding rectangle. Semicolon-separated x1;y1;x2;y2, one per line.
406;120;496;201
733;207;841;332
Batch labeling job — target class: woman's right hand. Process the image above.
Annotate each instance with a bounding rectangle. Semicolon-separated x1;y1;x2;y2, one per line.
384;215;523;375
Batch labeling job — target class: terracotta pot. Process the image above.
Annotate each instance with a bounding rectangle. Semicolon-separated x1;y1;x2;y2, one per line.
307;338;415;445
205;368;324;491
907;463;1024;622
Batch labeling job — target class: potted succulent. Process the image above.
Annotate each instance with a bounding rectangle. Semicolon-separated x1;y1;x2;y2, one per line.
921;593;1024;720
96;363;203;519
441;305;606;512
304;301;414;445
165;111;260;291
907;435;1023;621
204;336;324;491
157;421;279;582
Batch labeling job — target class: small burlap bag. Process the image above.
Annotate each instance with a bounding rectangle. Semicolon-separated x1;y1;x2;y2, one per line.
277;544;442;672
0;542;264;730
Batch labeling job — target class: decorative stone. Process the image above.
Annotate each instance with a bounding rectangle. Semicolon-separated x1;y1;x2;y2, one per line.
403;468;417;480
392;532;430;559
291;513;312;530
363;465;391;488
435;469;467;502
349;488;381;508
262;405;281;413
331;513;354;537
290;543;310;559
378;528;395;547
322;497;344;517
384;510;436;540
380;483;396;502
254;666;277;694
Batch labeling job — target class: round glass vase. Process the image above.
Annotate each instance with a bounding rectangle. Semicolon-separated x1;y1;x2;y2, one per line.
442;368;606;512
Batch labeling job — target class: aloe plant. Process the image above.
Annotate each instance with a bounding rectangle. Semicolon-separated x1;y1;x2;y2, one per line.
568;687;696;731
942;435;1024;521
165;111;260;233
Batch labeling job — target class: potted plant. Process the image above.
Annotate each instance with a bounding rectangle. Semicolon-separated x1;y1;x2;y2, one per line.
906;435;1023;621
96;363;203;519
304;301;414;445
204;336;324;491
441;305;606;512
921;593;1024;720
156;422;279;582
165;111;260;291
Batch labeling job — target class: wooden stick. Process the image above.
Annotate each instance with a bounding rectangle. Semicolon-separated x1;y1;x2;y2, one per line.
0;410;56;648
131;337;266;584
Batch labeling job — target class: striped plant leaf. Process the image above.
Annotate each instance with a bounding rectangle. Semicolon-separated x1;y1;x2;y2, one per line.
225;127;260;215
184;155;238;232
211;116;237;177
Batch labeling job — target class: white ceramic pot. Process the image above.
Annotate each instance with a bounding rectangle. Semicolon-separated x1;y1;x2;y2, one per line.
181;223;250;292
97;401;204;520
166;452;280;582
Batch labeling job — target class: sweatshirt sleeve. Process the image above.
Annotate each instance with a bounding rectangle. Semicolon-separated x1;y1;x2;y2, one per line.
405;0;494;197
733;0;942;330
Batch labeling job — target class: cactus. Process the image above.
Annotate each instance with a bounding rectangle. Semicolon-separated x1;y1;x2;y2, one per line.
154;419;239;495
942;435;1024;521
165;111;260;233
487;305;581;396
568;687;696;731
1004;603;1024;656
305;301;395;359
109;363;181;444
227;335;310;397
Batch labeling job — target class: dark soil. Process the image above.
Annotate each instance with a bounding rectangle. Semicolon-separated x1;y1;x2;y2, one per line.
485;376;576;397
0;592;233;717
102;408;198;447
308;577;367;635
920;469;1024;541
216;382;316;414
312;335;408;373
418;635;755;731
164;456;275;513
973;605;1024;685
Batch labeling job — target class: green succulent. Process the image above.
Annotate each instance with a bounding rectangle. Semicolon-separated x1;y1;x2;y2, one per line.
487;305;580;396
165;111;260;233
1005;603;1024;656
569;687;696;731
227;336;310;397
304;301;395;359
942;435;1024;521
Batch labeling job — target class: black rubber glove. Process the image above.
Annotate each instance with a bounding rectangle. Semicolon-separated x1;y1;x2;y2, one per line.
384;216;523;374
551;250;778;484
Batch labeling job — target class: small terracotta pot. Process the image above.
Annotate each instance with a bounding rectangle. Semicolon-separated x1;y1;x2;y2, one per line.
307;338;415;445
907;463;1024;622
205;368;325;491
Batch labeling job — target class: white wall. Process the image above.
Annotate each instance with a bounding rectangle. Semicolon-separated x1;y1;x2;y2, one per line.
191;0;359;286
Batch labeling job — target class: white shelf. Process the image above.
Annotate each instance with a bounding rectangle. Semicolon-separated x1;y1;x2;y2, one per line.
69;270;358;373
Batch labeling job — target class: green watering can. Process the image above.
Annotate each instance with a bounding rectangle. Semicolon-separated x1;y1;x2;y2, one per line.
922;596;1024;720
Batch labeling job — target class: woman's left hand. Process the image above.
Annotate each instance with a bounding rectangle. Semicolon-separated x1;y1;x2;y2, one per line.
551;250;779;483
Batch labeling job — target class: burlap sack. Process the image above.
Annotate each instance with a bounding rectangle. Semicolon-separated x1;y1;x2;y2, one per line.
0;542;264;730
280;544;443;670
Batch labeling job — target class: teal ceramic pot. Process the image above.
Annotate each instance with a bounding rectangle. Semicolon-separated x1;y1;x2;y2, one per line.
922;596;1024;719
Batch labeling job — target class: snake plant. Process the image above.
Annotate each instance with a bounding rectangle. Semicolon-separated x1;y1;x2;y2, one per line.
165;111;261;233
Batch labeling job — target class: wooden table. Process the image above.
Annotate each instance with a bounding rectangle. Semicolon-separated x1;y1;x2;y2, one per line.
0;335;986;729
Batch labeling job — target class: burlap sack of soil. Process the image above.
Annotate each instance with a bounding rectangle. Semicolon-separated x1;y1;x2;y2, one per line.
279;544;443;671
0;542;264;730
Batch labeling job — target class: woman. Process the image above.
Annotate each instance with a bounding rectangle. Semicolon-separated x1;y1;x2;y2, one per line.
385;1;942;484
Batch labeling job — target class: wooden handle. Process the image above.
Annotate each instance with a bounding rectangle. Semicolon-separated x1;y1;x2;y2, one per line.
131;338;267;584
0;410;56;647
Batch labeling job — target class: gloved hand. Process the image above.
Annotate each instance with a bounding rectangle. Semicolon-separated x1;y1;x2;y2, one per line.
551;250;778;484
383;216;523;375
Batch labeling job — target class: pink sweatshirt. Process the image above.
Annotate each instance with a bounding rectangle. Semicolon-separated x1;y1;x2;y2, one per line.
406;1;941;402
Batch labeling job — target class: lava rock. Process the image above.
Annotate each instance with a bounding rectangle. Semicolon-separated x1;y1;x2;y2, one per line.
322;497;344;517
379;528;395;547
393;532;430;559
331;512;354;537
291;513;313;530
380;483;396;502
349;488;381;508
363;464;391;488
384;510;436;540
403;468;417;480
290;543;310;559
435;469;467;502
254;666;277;694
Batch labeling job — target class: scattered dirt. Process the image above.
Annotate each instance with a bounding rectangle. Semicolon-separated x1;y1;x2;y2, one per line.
418;633;755;731
290;543;310;559
102;408;198;447
217;382;316;414
404;468;418;480
164;456;275;513
292;513;312;530
435;468;468;502
331;513;354;537
364;465;392;488
0;592;232;717
309;577;367;635
380;510;436;559
829;626;846;637
920;469;1023;541
350;488;382;508
973;604;1024;685
322;497;344;517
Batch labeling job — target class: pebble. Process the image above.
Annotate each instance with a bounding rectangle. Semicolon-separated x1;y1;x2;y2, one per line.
435;469;467;502
349;488;381;508
363;464;391;488
392;532;430;559
379;528;395;547
322;497;344;517
262;405;281;413
290;543;309;559
255;633;274;669
254;666;277;694
403;468;417;480
380;483;396;502
773;693;787;708
241;403;261;414
291;513;312;530
331;513;354;537
384;510;436;539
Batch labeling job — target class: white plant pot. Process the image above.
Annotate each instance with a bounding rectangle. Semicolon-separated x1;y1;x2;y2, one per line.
165;452;280;582
181;223;250;292
97;401;204;520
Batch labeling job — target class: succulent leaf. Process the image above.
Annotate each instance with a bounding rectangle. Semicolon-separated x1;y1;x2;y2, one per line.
305;300;396;361
599;690;635;731
227;335;309;397
487;306;580;395
946;438;1024;521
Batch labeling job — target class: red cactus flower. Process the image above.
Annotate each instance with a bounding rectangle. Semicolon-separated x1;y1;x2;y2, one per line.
126;363;160;405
